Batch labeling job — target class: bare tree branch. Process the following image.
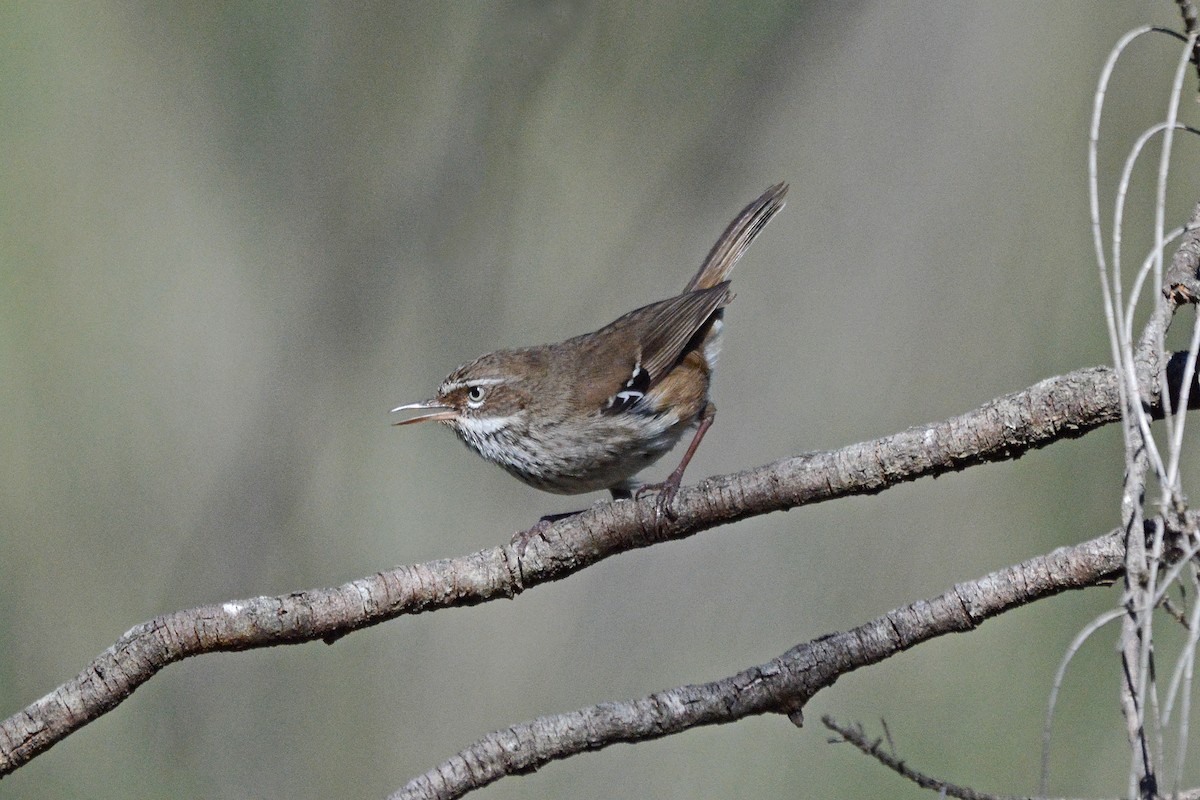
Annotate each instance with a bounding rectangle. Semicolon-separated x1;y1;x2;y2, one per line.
392;530;1126;800
1175;0;1200;82
2;352;1199;780
1163;203;1200;304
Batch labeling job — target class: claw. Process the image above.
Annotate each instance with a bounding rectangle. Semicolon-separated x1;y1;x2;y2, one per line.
634;478;681;520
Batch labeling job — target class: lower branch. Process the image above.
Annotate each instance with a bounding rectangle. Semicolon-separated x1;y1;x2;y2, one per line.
392;531;1126;800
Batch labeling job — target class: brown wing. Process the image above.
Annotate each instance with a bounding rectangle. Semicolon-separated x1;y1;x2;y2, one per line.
686;182;788;291
554;283;730;416
591;282;730;388
562;184;786;415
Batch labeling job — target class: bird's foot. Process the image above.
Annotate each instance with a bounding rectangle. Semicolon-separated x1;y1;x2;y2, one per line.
633;475;682;520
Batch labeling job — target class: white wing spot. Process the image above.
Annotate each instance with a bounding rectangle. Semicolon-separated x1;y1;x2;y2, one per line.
606;361;649;411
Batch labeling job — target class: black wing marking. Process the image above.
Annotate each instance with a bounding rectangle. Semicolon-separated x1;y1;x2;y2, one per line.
603;361;652;414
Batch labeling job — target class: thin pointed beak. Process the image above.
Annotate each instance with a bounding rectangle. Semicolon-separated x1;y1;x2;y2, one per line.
390;399;458;425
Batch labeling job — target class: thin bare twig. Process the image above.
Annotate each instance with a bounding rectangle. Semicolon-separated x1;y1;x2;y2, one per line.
1091;22;1200;796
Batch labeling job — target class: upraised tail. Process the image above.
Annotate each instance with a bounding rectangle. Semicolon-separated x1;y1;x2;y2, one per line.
685;182;788;292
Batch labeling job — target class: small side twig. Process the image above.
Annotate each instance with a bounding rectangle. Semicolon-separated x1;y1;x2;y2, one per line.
823;715;1012;800
824;714;1200;800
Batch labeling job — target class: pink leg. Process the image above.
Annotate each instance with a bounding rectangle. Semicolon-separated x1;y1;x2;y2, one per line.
635;403;716;518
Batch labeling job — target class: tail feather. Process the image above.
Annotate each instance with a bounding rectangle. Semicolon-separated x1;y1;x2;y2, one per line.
686;182;788;292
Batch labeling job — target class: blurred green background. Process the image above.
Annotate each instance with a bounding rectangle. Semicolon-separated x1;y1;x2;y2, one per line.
3;2;1200;798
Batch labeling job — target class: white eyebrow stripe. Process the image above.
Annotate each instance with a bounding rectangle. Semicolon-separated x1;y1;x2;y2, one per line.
441;376;508;392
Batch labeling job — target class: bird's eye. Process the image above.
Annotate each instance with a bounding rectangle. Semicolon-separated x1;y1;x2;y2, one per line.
466;386;486;408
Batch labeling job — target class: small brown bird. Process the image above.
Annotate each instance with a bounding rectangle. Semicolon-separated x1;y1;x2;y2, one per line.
393;182;787;513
